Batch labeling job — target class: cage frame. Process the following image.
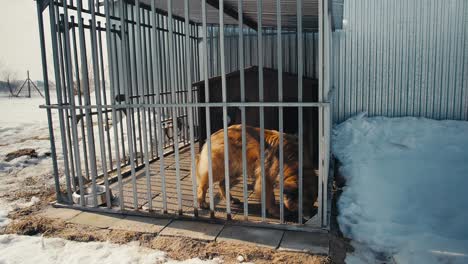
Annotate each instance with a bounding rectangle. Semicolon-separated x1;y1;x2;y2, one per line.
36;0;333;232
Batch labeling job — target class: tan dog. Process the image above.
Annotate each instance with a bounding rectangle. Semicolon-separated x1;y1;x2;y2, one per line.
195;124;318;217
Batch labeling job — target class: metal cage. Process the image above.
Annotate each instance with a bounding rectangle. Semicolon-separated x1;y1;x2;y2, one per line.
36;0;333;231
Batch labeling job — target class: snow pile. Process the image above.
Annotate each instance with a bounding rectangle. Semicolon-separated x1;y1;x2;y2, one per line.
332;114;468;264
0;235;218;264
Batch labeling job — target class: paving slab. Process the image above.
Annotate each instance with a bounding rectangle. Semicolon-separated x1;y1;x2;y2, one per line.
67;212;124;229
159;220;223;241
217;225;284;249
109;216;171;233
37;207;82;221
278;231;329;255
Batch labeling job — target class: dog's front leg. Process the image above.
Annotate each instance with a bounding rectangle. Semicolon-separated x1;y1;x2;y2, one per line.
265;183;280;217
254;175;280;217
219;179;241;205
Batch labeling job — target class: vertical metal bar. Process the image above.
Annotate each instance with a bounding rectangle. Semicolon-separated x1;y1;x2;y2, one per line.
48;0;74;204
276;0;285;224
202;0;215;216
219;0;231;219
104;0;124;211
90;0;112;208
257;0;266;221
151;1;168;212
97;22;114;172
112;24;127;162
175;21;184;146
297;0;304;224
167;0;183;214
77;0;99;207
142;11;155;160
322;0;331;228
209;26;214;77
130;5;143;167
238;0;248;220
184;0;198;215
55;13;73;203
36;0;62;203
317;0;325;226
120;0;139;209
159;14;169;150
71;16;90;182
135;0;153;211
57;23;77;192
61;1;85;205
147;13;159;160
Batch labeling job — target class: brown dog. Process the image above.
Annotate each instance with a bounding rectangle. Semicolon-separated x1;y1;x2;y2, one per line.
195;124;318;217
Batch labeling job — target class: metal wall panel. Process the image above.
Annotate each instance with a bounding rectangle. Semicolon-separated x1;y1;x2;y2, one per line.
332;0;468;123
204;26;320;79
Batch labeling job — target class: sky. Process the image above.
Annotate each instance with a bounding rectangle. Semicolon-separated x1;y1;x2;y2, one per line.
0;0;50;81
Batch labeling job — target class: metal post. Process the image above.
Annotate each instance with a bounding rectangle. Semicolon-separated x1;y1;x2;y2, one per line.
112;24;127;164
71;16;91;181
77;0;99;207
61;1;85;205
90;0;112;208
167;0;183;215
48;0;73;204
56;14;74;203
151;1;168;213
27;71;31;98
104;0;124;211
238;0;249;220
219;0;231;219
201;0;215;217
257;0;266;221
297;0;304;224
317;0;325;226
36;0;62;203
276;0;285;224
97;21;114;172
135;0;153;211
120;0;139;210
184;0;198;215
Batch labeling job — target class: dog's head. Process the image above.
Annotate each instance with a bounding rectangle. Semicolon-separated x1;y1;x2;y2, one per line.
283;168;318;215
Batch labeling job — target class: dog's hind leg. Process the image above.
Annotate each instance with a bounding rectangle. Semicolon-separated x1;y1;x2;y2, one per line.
195;155;210;209
197;175;209;209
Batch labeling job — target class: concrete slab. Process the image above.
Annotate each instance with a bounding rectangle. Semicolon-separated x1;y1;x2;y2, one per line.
159;220;223;241
37;207;82;221
278;231;329;255
217;225;284;249
109;216;171;233
67;212;124;229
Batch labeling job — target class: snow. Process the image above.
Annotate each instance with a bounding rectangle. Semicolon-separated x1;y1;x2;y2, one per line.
0;94;59;227
0;235;218;264
333;113;468;264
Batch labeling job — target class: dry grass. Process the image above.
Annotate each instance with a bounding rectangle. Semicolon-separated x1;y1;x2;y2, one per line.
4;214;329;264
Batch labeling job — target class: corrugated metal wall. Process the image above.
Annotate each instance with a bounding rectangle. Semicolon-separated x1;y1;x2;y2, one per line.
331;0;468;123
204;26;320;79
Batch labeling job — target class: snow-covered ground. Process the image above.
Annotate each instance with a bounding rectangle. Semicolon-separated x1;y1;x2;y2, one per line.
0;235;218;264
0;94;58;226
0;93;218;264
333;113;468;264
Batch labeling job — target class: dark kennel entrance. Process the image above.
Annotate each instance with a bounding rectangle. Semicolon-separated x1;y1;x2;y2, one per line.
195;66;319;169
